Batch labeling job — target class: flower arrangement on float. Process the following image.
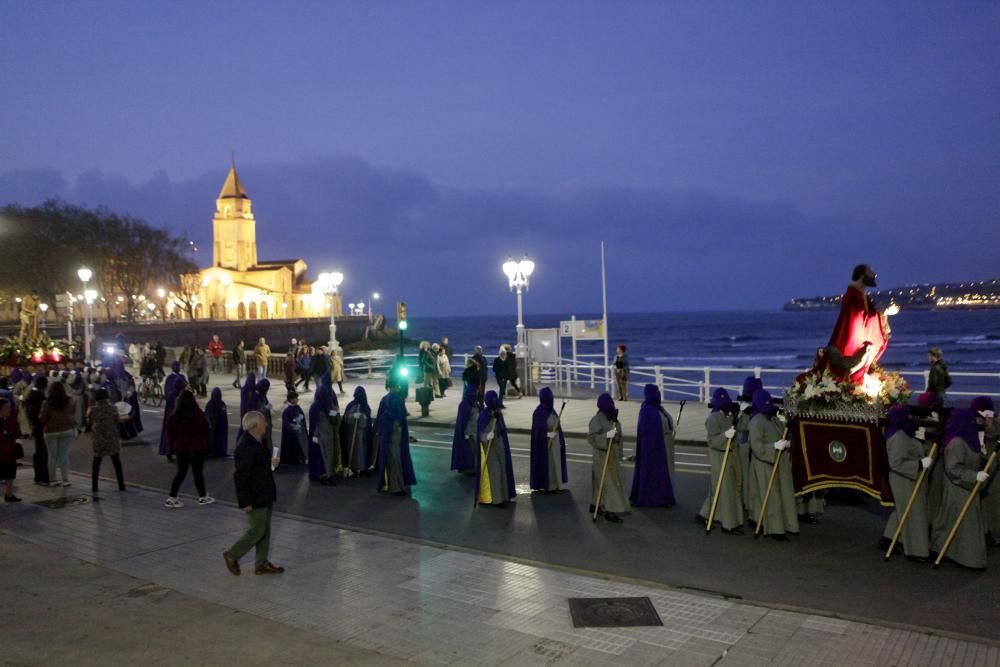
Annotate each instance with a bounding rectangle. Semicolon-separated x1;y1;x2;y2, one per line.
784;364;911;423
0;333;73;369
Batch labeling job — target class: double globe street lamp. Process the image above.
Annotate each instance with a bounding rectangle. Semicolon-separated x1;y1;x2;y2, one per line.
502;255;535;360
317;271;344;354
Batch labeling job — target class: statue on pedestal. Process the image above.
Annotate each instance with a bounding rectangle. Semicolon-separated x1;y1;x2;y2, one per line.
18;294;39;345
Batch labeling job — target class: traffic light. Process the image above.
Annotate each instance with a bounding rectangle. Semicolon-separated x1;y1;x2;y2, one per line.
396;301;408;330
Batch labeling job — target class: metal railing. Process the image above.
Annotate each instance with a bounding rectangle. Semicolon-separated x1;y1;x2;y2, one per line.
550;358;1000;403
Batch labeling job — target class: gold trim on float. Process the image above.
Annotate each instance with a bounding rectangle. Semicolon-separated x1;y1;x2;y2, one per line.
798;420;875;484
794;481;894;507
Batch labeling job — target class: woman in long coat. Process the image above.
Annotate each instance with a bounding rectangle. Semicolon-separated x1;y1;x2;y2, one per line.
529;387;567;492
158;362;188;458
588;393;626;522
475;390;515;506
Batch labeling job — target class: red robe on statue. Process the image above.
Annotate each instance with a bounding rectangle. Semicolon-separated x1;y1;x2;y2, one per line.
827;285;888;384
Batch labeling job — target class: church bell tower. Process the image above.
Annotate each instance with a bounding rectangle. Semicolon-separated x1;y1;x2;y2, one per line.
212;161;258;271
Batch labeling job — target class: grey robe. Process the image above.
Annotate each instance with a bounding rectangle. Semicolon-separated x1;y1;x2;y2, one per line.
463;406;480;473
544;413;562;491
662;410;676;478
385;422;408;493
315;414;337;477
882;431;931;558
477;417;512;505
982;418;999;538
749;414;798;535
736;412;753;517
588;413;626;513
931;439;987;569
344;408;370;473
698;410;742;530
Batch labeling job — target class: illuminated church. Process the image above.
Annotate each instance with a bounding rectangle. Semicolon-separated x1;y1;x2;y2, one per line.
184;163;341;320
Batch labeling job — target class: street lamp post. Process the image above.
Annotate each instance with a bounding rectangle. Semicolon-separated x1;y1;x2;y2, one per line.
502;255;535;358
317;271;344;354
77;268;93;362
368;292;380;323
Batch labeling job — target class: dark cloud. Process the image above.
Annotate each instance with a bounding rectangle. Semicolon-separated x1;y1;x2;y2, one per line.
0;156;995;316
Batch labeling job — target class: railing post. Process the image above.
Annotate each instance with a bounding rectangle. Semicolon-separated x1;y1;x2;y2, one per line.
703;367;711;403
655;366;663;395
367;354;374;379
922;370;930;392
590;363;596;389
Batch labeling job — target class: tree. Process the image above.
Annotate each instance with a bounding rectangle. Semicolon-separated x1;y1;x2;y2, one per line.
0;200;198;323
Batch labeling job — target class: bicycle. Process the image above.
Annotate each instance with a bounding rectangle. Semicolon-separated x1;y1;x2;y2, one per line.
138;375;164;407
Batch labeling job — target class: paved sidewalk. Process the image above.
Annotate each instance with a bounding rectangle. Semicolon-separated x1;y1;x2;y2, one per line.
2;476;996;666
199;370;712;444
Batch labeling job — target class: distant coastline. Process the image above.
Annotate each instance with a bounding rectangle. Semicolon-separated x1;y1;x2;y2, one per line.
784;278;1000;311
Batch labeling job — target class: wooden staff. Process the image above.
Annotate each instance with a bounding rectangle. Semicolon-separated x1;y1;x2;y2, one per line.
343;413;361;478
592;433;616;522
675;400;687;429
754;426;790;538
933;450;997;568
473;416;498;509
884;442;938;561
547;402;567;453
705;434;735;534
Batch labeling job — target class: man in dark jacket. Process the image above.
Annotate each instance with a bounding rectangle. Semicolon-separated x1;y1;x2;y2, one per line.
472;346;488;405
224;411;283;576
503;344;522;398
23;376;49;485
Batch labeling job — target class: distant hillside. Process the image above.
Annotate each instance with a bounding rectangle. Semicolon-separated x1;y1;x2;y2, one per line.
784;279;1000;311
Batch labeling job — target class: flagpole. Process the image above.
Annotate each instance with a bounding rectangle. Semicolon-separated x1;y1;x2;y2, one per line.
601;241;609;392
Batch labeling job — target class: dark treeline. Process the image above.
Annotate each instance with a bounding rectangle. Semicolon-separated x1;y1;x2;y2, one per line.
0;200;198;323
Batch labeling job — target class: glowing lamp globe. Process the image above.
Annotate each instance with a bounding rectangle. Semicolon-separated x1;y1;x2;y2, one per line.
77;267;92;282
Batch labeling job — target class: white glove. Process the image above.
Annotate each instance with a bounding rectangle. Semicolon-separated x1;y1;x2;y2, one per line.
738;402;750;411
776;413;787;423
485;432;495;441
724;427;736;439
915;427;926;440
976;471;990;483
774;439;790;451
920;457;933;469
606;429;617;440
311;436;319;444
328;410;338;417
547;431;558;439
979;410;995;419
346;413;357;422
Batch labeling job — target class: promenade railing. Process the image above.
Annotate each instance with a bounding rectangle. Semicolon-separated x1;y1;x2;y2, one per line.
549;358;1000;403
190;349;999;403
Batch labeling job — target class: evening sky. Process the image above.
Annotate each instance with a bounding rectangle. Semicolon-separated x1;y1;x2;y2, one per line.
1;2;997;315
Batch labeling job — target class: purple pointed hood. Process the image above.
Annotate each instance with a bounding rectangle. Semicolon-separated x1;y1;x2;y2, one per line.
171;361;181;373
971;396;995;415
885;405;916;439
711;388;732;412
752;389;777;417
741;376;763;401
943;408;982;453
643;384;661;406
597;393;616;420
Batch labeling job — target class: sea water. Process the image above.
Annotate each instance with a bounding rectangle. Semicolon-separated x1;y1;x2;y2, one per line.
399;309;1000;388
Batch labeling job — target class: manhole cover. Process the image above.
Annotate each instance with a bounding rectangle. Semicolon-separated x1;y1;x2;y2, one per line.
567;597;662;628
33;495;98;509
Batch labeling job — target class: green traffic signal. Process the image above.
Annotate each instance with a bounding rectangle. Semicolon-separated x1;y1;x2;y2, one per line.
399;366;409;377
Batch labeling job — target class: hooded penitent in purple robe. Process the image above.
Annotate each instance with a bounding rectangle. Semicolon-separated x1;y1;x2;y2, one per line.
474;391;516;503
205;387;229;457
375;391;417;491
711;387;732;412
340;386;373;471
307;384;335;481
629;384;676;507
529;387;568;490
751;389;778;418
280;400;308;465
451;384;479;473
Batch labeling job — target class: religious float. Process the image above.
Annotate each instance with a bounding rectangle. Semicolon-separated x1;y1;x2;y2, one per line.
0;298;78;375
783;265;906;506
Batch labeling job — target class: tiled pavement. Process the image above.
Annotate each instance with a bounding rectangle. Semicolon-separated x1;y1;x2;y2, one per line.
2;477;997;666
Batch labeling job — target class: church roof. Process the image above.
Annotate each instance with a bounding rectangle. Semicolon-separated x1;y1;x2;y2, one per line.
218;163;248;200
